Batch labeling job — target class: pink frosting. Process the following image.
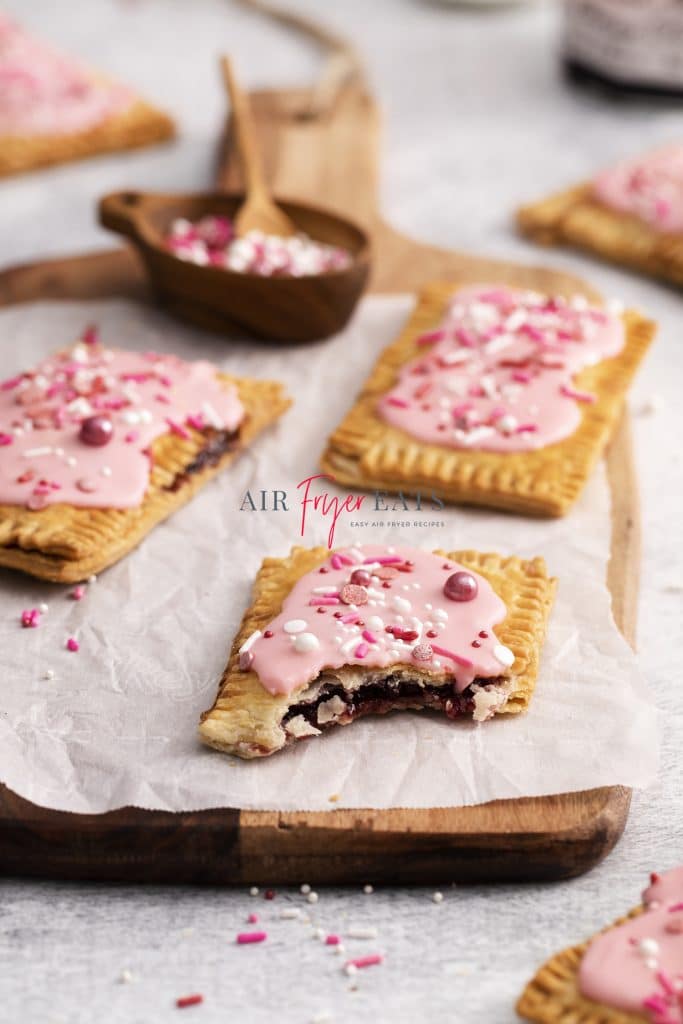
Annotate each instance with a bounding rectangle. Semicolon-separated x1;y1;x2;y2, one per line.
243;544;513;697
594;145;683;234
0;14;133;136
0;330;244;510
578;867;683;1022
377;285;624;453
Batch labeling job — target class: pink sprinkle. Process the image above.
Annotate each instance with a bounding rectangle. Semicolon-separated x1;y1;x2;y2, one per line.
668;902;683;912
489;406;507;422
451;402;473;420
166;418;191;440
512;370;532;384
309;597;340;606
185;414;205;431
455;327;476;347
155;392;171;405
120;372;152;383
386;397;409;408
0;432;13;446
416;329;446;346
340;612;360;625
430;643;474;669
21;608;40;629
354;643;369;659
364;556;402;565
516;423;538;434
326;934;341;946
70;586;86;601
124;430;139;444
362;630;378;643
247;913;259;924
330;554;344;569
81;324;99;346
158;374;173;387
560;384;596;403
520;323;544;342
66;637;79;652
1;374;24;391
656;971;677;997
643;995;668;1015
346;955;384;969
236;931;267;945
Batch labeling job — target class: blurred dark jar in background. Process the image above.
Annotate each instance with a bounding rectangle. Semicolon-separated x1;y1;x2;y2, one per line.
563;0;683;98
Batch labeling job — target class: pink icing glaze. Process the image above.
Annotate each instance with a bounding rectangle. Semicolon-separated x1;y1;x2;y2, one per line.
579;867;683;1022
0;15;133;136
594;145;683;234
0;332;244;509
245;544;513;697
377;286;624;453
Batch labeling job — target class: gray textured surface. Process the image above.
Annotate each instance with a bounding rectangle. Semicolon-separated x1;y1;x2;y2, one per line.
0;1;681;1021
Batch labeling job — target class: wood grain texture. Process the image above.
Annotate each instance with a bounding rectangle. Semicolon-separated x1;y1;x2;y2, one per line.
0;75;640;884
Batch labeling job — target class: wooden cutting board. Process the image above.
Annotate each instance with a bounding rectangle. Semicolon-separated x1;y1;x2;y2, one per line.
0;74;638;885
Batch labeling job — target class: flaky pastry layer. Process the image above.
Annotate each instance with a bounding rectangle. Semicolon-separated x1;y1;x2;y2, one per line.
320;281;655;517
199;546;557;759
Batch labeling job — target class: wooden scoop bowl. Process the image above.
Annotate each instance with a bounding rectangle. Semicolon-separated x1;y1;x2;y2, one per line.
98;190;371;343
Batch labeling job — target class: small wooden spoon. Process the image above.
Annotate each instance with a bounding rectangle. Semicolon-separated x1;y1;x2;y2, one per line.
220;56;297;239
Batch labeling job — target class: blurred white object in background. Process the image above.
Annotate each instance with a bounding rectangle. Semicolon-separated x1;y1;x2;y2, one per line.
564;0;683;96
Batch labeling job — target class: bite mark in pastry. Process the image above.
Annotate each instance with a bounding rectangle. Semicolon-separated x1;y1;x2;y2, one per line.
321;283;654;517
0;328;290;581
199;543;556;759
517;145;683;287
0;13;174;177
518;867;683;1023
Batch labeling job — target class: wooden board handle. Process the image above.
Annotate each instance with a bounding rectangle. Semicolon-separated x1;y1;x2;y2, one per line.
99;191;145;240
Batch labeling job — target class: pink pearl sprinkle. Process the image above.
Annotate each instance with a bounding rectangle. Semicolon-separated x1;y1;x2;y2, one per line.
326;934;341;945
70;586;86;601
354;642;369;659
66;637;79;652
124;430;139;444
21;608;40;628
362;630;378;644
346;954;383;969
236;931;267;945
247;913;259;924
0;432;13;446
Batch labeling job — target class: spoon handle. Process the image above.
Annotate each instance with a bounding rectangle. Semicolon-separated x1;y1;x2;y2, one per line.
220;56;269;202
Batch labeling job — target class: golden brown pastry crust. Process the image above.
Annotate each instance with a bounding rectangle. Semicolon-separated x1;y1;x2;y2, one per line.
517;908;645;1024
0;98;174;178
0;374;290;582
320;282;655;517
517;182;683;288
199;546;557;759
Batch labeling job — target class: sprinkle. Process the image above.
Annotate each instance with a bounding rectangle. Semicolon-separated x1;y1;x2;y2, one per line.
416;329;446;346
249;886;259;896
363;885;374;895
638;938;660;957
44;669;54;680
325;934;340;946
307;892;319;904
344;964;358;977
176;994;204;1008
432;892;444;904
560;384;596;403
166;417;191;439
311;1012;333;1024
21;608;40;628
87;575;97;584
264;889;276;900
347;926;378;939
283;620;307;634
294;633;320;653
118;969;133;984
345;955;383;970
308;597;340;606
22;446;53;458
247;913;259;924
280;908;301;920
493;644;515;667
0;432;13;446
239;630;262;652
201;401;223;429
70;585;86;601
340;612;360;625
361;630;378;644
313;928;325;940
354;642;369;659
236;931;267;944
430;643;473;669
124;430;139;443
66;637;79;652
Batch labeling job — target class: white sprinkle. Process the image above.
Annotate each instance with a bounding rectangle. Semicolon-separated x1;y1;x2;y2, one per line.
432;891;444;904
347;926;378;939
645;956;658;970
295;633;320;654
392;595;411;614
300;883;311;894
54;447;64;457
638;938;660;957
367;616;384;631
307;891;319;904
202;400;223;429
311;1012;333;1024
87;574;97;584
101;466;112;478
249;886;259;897
284;619;307;634
313;927;325;940
138;409;152;425
280;907;301;920
239;630;262;654
44;668;54;680
22;446;53;458
434;608;448;622
345;964;358;977
39;602;48;614
66;456;77;468
493;644;515;668
118;969;134;984
122;410;140;425
606;298;624;316
180;927;195;937
334;944;346;955
363;884;374;895
637;395;664;416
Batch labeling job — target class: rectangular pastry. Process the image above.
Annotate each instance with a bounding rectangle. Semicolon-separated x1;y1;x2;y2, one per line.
0;14;174;178
517;145;683;287
321;282;655;517
199;543;556;759
0;328;290;582
518;867;683;1023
